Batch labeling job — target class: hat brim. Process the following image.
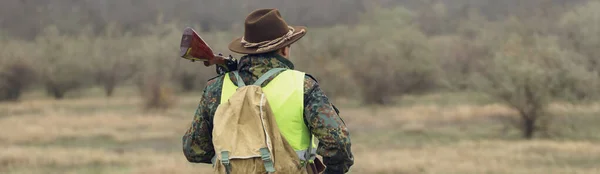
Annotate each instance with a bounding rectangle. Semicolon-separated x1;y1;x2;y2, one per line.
228;26;307;54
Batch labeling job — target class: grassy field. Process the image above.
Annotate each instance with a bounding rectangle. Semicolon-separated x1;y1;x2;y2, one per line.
1;89;600;174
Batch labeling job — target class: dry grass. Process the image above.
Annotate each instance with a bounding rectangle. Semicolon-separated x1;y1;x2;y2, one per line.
1;93;600;174
0;113;184;144
0;145;206;174
352;140;600;174
343;102;600;132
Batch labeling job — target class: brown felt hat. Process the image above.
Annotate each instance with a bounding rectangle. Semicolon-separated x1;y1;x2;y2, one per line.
228;9;307;54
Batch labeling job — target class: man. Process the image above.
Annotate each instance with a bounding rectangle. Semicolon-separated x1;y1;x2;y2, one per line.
182;8;354;173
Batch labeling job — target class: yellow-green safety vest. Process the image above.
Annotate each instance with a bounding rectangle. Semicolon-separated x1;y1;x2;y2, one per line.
220;69;317;161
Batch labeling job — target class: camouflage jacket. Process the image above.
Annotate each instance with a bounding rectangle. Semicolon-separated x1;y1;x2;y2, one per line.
182;52;354;173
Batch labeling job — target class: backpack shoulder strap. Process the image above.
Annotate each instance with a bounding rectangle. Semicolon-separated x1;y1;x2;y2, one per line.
231;71;246;87
253;68;287;86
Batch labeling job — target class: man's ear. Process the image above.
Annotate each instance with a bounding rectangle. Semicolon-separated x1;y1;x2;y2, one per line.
279;46;290;58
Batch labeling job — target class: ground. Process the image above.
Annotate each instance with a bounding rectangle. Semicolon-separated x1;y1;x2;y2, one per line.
1;88;600;174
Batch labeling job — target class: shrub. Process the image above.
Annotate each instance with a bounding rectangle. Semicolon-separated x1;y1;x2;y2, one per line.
349;25;438;105
138;75;176;111
0;40;37;102
0;60;36;102
303;7;441;105
171;65;214;93
90;25;141;97
34;26;93;99
292;26;360;99
471;30;598;139
429;35;492;91
558;1;600;76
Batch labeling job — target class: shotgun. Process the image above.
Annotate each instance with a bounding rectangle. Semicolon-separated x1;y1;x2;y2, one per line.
179;27;238;75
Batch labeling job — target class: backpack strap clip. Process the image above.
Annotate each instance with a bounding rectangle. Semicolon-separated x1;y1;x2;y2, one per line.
221;151;232;174
259;147;276;173
300;134;317;168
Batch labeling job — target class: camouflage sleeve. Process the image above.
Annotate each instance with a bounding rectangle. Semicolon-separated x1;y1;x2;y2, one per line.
303;75;354;174
182;77;222;164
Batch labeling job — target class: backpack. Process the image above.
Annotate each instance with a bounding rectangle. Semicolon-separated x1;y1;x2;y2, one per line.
211;68;314;174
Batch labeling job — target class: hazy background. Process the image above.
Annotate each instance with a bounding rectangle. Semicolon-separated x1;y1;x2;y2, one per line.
2;0;600;173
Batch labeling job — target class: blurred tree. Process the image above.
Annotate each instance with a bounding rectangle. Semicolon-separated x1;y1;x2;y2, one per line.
471;29;597;139
0;40;37;102
0;55;36;102
0;0;368;40
302;7;440;105
292;26;361;99
559;1;600;77
90;23;140;97
415;1;456;35
35;26;93;99
430;35;490;90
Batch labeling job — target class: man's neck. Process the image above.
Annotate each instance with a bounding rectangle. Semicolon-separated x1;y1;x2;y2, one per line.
238;52;295;71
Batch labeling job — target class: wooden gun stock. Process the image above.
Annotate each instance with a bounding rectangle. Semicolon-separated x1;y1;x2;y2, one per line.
179;27;237;74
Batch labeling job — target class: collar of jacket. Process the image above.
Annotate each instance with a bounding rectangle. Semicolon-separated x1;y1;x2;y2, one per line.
237;52;295;75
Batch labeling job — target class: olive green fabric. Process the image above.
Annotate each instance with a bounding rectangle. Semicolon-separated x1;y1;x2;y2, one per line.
212;69;307;174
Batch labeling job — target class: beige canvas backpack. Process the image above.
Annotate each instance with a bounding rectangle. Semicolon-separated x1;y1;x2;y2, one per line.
211;68;311;174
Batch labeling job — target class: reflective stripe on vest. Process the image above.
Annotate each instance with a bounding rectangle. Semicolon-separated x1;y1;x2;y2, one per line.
220;70;316;160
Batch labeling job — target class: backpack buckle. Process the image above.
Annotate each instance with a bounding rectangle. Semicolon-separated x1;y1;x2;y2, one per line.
221;151;232;174
259;147;276;172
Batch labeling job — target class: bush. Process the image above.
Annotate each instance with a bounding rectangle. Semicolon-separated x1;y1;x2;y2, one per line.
34;26;93;99
0;60;36;102
471;29;598;139
131;23;186;109
171;65;214;93
558;1;600;76
90;25;141;97
0;40;37;102
298;7;441;105
292;26;360;99
349;24;438;105
138;75;176;111
172;56;217;93
429;35;490;91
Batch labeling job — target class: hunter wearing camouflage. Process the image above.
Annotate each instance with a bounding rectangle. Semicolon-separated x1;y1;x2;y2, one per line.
182;9;354;173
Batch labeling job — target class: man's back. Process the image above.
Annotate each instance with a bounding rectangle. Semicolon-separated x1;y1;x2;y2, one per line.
182;52;354;173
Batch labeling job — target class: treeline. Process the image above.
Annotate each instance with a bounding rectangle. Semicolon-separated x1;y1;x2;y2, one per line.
0;0;365;40
295;1;600;139
1;0;600;138
0;0;589;40
0;23;223;108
